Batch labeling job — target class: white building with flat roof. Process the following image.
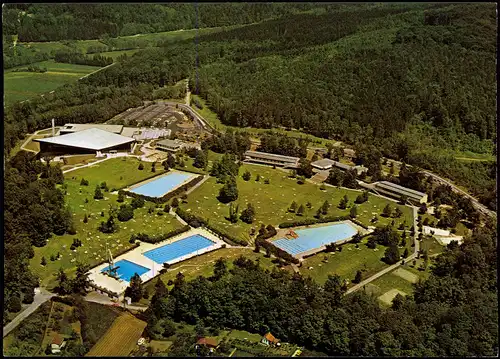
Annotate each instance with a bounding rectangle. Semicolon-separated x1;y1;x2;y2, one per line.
374;181;428;203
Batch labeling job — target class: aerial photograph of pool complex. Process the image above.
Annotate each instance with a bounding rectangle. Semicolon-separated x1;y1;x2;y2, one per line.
273;221;360;258
90;229;224;295
128;171;196;197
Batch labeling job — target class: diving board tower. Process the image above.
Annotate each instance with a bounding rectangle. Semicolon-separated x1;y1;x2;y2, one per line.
105;241;118;278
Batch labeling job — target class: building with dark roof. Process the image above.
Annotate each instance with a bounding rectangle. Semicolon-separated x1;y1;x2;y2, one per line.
244;151;300;168
34;128;135;156
374;181;428;203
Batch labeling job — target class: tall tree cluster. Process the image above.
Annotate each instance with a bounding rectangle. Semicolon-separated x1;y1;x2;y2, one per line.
146;223;497;356
4;152;73;320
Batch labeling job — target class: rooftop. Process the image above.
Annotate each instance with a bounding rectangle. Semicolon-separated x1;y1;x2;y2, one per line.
311;158;336;168
244;150;299;163
35;128;135;151
157;139;183;148
196;337;218;347
263;332;279;343
60;123;124;134
375;181;426;198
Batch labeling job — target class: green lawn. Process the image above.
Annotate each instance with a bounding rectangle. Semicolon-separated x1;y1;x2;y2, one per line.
420;235;444;256
31;157;184;288
4;60;100;105
182;164;413;243
142;248;277;298
300;239;388;285
366;271;417;305
65;157;165;190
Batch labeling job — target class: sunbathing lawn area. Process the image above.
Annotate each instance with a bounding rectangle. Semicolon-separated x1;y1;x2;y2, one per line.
299;239;388;286
31;157;183;288
182;164;413;243
64;157;166;190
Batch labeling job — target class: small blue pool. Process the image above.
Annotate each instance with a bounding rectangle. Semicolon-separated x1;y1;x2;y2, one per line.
273;223;357;256
143;234;215;264
130;172;195;197
101;259;150;282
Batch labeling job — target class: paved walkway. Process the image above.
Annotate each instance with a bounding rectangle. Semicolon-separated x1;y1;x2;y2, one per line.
3;288;55;337
344;252;417;296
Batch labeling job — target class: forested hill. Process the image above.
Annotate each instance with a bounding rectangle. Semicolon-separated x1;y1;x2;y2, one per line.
3;3;325;41
3;3;496;209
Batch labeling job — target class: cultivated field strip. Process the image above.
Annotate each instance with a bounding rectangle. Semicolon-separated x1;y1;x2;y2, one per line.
86;312;147;357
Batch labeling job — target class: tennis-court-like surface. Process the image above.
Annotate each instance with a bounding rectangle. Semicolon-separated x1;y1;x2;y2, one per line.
130;172;195;197
101;259;150;282
273;223;357;256
143;234;215;264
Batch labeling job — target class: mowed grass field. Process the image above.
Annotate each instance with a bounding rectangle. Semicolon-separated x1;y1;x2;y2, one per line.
30;157;184;288
4;60;100;105
182;163;413;243
299;239;388;285
86;313;147;356
142;247;277;300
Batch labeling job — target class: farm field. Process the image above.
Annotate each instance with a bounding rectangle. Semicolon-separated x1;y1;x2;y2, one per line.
95;49;142;60
30;157;184;288
87;312;147;356
182;163;414;243
4;60;100;105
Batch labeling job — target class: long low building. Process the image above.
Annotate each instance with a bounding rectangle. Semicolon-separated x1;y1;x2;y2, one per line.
244;150;300;168
58;123;124;135
311;158;367;175
35;128;136;155
374;181;428;203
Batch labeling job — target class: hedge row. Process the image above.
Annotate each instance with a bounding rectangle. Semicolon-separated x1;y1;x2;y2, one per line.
204;223;248;246
93;242;140;268
120;174;204;204
175;208;248;246
256;237;299;264
130;225;191;244
175;207;207;228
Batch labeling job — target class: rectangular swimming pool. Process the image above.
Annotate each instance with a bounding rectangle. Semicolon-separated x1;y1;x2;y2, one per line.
143;234;215;264
101;259;150;282
273;223;358;256
130;172;195;197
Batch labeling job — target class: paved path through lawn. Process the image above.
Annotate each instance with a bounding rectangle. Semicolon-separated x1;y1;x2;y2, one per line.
3;288;55;337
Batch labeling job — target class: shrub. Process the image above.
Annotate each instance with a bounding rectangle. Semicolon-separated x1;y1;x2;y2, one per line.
80;178;89;186
138;163;144;170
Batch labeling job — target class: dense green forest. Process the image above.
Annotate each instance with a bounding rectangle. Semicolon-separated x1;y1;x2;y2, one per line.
3;152;73;322
145;222;497;356
3;3;496;209
2;3;323;41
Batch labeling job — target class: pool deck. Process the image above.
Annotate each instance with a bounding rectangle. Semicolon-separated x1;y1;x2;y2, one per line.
124;169;200;197
272;220;371;260
88;228;224;296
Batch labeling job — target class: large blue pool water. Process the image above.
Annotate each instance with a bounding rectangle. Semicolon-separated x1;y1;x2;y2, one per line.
143;234;215;264
130;172;194;197
273;223;357;256
101;259;150;282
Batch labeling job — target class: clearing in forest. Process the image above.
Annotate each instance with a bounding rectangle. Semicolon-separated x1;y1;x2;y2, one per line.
392;267;419;283
378;288;407;306
86;312;147;357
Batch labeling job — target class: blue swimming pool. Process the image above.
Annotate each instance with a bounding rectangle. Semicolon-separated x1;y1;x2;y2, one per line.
273;223;357;256
101;259;150;282
130;172;195;197
143;234;215;264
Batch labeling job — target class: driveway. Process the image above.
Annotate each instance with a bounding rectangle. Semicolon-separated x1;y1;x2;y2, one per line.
3;288;55;337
